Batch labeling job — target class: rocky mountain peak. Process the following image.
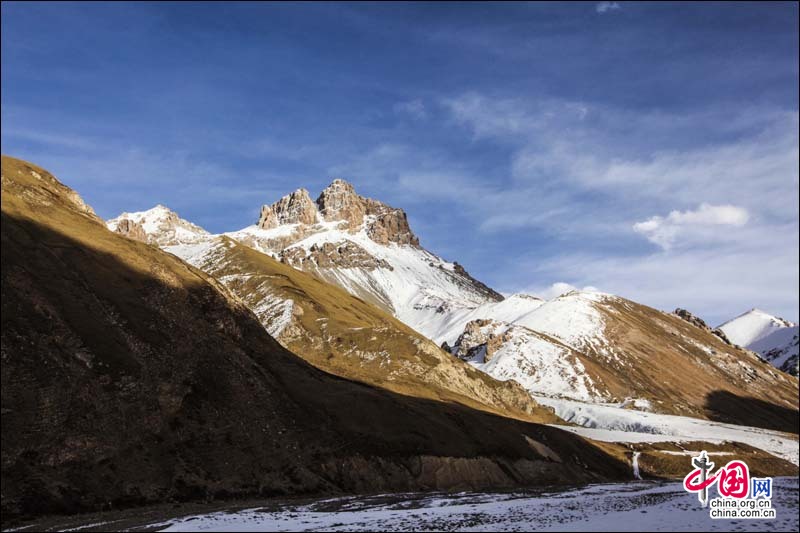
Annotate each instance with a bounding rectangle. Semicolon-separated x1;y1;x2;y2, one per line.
257;188;319;229
316;178;366;229
254;179;420;247
106;204;209;246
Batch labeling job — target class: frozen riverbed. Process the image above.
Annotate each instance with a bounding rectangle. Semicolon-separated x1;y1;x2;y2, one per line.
5;478;797;532
147;478;800;531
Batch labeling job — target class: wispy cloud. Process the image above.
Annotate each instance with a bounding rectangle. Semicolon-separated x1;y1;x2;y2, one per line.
4;129;98;150
433;92;798;320
596;2;621;14
518;231;799;326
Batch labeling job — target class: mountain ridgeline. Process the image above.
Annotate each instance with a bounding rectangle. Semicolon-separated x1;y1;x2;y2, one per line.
1;156;634;519
109;178;799;429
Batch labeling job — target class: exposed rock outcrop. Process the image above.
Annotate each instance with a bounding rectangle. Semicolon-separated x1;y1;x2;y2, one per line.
314;178;420;246
110;218;148;243
280;240;393;270
452;319;510;363
674;308;733;345
673;308;709;330
364;201;420;246
452;262;505;302
316;179;367;230
256;204;279;229
258;188;319;229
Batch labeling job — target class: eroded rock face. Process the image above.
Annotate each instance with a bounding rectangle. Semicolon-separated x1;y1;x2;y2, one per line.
364;200;420;246
452;319;510;363
111;218;148;243
258;189;318;229
256;204;279;229
254;179;420;247
314;179;420;246
280;241;393;270
316;179;367;230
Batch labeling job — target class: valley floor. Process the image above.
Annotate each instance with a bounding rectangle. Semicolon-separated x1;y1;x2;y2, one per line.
6;478;797;532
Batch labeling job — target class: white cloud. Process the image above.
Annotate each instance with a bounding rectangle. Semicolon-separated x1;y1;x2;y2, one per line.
596;2;621;13
438;92;798;322
521;231;799;325
633;204;750;250
330;92;798;322
441;93;798;226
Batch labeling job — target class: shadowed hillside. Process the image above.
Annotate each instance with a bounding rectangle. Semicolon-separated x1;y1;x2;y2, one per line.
164;236;561;424
0;156;631;520
705;390;800;434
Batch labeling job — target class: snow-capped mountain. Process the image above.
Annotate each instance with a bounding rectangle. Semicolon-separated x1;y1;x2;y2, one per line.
718;309;799;376
108;201;557;422
107;180;799;427
108;180;506;343
223;179;506;341
447;290;798;423
159;235;557;423
107;205;209;246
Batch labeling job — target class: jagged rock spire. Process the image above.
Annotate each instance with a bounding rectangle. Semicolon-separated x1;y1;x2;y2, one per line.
257;179;420;247
257;188;319;229
316;178;366;229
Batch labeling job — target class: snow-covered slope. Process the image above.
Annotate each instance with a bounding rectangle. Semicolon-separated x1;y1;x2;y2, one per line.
219;180;506;342
448;291;799;424
718;308;795;346
160;237;560;423
539;396;800;466
718;309;799;375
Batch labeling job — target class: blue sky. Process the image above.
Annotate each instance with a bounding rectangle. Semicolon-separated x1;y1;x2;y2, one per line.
2;1;798;324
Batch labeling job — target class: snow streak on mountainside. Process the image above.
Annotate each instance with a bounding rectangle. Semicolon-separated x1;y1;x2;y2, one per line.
538;396;800;466
718;309;799;376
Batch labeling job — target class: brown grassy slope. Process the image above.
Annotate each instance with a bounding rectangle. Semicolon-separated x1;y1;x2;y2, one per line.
592;298;799;430
0;156;632;519
178;236;560;424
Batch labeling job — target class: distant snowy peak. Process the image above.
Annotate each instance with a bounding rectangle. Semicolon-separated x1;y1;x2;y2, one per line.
719;309;799;376
107;205;209;246
718;308;796;346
